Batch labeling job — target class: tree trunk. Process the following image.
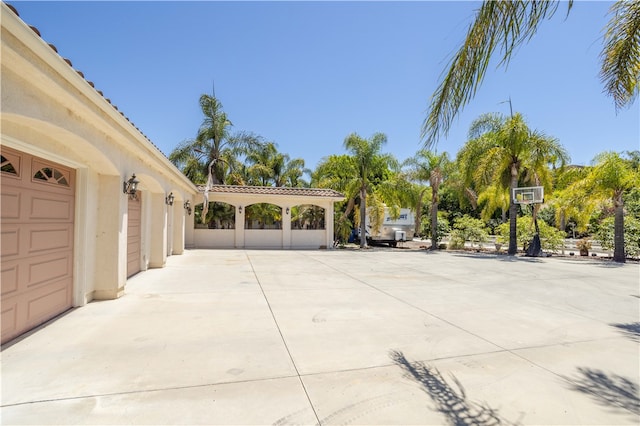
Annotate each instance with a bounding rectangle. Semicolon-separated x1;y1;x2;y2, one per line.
359;187;367;249
508;165;518;255
341;197;356;222
430;189;439;250
414;192;424;238
613;192;625;263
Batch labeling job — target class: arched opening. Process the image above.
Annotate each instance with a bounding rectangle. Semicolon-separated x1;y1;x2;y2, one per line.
245;203;282;230
291;204;326;230
196;201;236;229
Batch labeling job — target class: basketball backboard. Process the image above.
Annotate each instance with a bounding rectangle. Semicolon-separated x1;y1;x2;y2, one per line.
513;186;544;204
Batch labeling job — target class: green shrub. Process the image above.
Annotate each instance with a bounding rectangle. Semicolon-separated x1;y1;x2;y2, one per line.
496;217;566;252
448;215;488;249
594;216;640;259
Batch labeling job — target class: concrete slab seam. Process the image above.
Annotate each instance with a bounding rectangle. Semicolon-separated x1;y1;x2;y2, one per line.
245;251;322;425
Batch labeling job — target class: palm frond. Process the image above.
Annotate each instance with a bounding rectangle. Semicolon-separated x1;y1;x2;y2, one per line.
422;1;570;148
600;0;640;111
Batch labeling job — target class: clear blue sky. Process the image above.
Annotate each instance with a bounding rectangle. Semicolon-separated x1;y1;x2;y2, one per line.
11;1;639;171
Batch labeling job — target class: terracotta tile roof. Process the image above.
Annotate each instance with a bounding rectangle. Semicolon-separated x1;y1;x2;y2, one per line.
6;2;164;156
196;185;344;199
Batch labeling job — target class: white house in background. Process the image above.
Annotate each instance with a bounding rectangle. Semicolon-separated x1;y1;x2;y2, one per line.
1;3;198;344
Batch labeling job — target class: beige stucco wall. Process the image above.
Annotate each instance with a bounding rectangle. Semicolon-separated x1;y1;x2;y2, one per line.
193;192;340;249
1;4;198;304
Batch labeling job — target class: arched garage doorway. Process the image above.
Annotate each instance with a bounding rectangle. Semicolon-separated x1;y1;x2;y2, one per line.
1;146;75;344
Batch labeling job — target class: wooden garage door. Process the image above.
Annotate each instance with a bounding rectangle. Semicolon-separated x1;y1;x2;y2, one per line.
127;193;142;277
1;147;74;344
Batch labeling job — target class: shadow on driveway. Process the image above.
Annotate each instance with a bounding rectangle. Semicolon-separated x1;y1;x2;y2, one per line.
390;350;520;426
565;367;640;417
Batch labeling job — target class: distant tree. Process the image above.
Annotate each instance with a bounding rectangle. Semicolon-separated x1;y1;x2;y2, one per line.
422;0;640;147
245;142;309;187
403;150;451;249
343;132;398;248
313;154;360;231
584;151;639;262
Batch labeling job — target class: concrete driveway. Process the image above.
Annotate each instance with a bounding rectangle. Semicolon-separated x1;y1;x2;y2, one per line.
1;249;639;425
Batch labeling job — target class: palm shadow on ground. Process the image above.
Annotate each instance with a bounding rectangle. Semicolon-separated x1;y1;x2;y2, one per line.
565;367;640;417
611;322;640;342
389;350;519;426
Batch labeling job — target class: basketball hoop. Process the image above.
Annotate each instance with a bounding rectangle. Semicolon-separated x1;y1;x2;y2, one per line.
512;186;545;257
513;186;544;205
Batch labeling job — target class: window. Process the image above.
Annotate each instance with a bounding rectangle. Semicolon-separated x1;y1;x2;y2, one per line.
32;166;69;186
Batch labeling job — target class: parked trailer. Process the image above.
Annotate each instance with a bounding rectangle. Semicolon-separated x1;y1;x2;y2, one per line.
360;208;415;247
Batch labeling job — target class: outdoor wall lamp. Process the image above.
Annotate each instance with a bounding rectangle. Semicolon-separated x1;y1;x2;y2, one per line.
165;192;175;206
238;205;242;214
286;207;290;214
184;200;192;215
123;173;139;196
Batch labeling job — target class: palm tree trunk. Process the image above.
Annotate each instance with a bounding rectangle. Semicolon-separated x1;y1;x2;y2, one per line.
430;189;439;250
360;187;367;249
341;197;356;222
508;165;518;255
613;192;625;263
414;195;423;239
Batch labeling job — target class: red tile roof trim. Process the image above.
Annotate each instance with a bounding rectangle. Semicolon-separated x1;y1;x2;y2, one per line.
196;185;344;198
6;2;164;154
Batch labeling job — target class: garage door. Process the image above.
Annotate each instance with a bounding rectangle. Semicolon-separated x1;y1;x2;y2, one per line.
127;192;142;277
1;147;75;344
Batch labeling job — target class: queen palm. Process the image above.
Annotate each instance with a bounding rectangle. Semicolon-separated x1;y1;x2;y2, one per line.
458;112;569;255
585;152;638;262
314;135;398;248
169;94;263;184
343;133;398;249
403;150;450;249
423;0;640;147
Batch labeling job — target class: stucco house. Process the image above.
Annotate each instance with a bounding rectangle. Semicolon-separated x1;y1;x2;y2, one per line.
1;3;344;344
0;2;202;343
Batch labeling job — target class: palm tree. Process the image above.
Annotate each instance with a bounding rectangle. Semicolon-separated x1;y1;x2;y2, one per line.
476;184;509;223
245;142;309;187
422;0;639;147
313;154;360;239
403;150;450;249
585;152;639;262
343;132;397;249
169;94;263;184
458;112;569;255
547;166;593;233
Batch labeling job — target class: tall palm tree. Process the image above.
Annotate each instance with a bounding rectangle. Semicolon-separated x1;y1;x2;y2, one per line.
403;150;450;249
343;132;397;249
585;152;638;262
458;112;569;255
169;94;263;184
422;0;639;147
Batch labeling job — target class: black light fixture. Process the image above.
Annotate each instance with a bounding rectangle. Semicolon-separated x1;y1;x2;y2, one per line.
123;173;139;196
286;207;290;214
238;205;242;214
184;200;192;215
165;192;175;206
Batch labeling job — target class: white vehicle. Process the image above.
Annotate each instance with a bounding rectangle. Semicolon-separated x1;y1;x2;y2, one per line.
360;207;415;247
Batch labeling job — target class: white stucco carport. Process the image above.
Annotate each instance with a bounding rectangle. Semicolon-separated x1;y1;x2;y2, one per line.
193;185;345;249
